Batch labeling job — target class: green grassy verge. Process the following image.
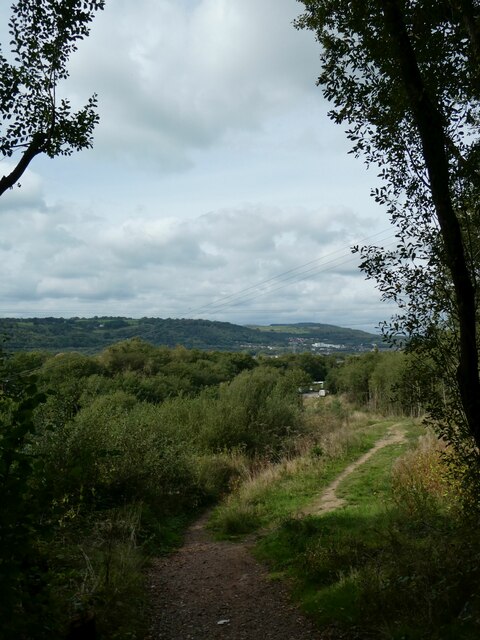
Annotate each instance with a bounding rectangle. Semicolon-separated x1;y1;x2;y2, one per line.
208;417;411;538
337;442;405;506
253;420;480;639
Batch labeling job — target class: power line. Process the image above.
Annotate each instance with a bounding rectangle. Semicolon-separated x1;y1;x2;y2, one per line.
184;228;397;316
0;228;399;320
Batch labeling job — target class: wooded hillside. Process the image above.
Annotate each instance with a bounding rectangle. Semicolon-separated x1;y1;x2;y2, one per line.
0;317;384;354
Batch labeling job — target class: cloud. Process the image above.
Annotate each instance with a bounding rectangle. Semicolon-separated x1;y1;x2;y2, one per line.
0;164;46;211
63;0;321;168
0;1;393;333
0;175;385;329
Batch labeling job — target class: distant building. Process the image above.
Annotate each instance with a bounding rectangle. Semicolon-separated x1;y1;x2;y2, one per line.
313;381;328;397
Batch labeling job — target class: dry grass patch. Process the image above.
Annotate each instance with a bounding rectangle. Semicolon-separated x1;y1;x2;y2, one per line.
392;430;457;516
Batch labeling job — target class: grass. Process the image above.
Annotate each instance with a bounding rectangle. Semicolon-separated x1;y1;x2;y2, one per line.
209;403;479;638
45;505;197;639
208;413;402;538
336;442;405;507
250;420;480;639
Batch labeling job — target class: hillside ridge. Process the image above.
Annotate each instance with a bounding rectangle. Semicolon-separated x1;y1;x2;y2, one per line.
0;316;384;354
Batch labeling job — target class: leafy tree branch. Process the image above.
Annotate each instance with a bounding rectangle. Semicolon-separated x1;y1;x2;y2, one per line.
0;0;104;197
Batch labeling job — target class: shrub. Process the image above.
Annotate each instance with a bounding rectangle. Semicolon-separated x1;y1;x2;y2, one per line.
32;391;198;515
200;367;303;455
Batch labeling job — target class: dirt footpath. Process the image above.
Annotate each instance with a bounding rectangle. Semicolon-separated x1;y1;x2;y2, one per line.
146;510;321;640
147;425;406;640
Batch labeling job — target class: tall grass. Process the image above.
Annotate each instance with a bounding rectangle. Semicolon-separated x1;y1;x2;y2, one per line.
391;430;456;516
50;505;148;640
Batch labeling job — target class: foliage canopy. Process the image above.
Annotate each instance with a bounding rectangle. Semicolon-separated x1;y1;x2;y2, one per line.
0;0;104;196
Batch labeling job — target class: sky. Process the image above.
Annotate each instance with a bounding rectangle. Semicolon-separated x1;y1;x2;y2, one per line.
0;0;398;333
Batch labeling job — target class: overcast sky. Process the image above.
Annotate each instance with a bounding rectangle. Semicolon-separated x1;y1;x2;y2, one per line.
0;0;397;333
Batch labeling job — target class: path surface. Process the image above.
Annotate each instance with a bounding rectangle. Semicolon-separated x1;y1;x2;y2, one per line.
146;510;322;639
147;425;406;640
299;424;406;517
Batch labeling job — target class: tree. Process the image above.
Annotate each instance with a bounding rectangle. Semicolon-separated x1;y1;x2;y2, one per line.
296;1;480;450
0;0;104;197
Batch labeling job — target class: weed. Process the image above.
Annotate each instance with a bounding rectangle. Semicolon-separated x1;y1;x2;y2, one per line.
209;503;263;537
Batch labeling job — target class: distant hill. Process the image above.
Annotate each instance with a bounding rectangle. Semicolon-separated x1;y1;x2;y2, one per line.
248;322;380;342
0;317;385;354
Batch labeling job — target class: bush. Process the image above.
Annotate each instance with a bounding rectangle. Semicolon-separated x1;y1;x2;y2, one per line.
33;391;198;513
200;367;303;455
1;344;309;638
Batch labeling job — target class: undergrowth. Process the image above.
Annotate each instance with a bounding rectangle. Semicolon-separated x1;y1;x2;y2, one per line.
1;350;303;639
4;343;478;639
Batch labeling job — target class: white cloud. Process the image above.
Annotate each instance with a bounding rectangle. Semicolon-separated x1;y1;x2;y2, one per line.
0;164;46;211
0;1;395;333
63;0;321;167
0;175;387;330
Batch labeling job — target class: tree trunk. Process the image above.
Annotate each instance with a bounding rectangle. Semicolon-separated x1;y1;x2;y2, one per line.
382;0;480;446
